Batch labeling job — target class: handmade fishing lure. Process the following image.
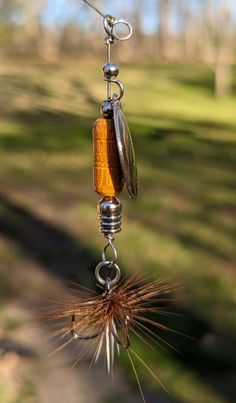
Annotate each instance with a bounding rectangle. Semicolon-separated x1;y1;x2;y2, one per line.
48;2;177;401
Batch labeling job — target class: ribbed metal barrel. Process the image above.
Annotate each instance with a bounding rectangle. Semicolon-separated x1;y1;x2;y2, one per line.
98;197;122;236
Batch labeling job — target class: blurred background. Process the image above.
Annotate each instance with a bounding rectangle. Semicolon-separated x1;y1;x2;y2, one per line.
0;1;236;402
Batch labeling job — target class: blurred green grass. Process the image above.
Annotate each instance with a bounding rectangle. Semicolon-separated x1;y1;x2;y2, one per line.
0;62;235;403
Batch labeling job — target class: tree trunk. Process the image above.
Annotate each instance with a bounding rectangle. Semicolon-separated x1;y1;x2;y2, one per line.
213;3;233;97
159;0;169;60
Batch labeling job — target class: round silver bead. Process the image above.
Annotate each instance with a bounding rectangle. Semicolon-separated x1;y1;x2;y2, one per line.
100;100;113;118
103;63;119;80
98;197;122;236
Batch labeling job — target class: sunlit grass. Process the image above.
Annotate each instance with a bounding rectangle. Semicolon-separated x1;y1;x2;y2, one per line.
0;62;235;402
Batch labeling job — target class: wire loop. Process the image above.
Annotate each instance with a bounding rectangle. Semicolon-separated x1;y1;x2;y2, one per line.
104;80;124;101
102;237;118;264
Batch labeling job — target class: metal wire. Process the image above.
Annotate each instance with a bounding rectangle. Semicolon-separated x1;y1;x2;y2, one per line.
82;0;105;18
102;236;118;263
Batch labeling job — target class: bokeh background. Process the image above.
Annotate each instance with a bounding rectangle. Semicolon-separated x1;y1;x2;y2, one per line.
0;1;235;402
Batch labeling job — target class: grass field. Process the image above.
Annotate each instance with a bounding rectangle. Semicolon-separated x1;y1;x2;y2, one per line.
0;61;235;403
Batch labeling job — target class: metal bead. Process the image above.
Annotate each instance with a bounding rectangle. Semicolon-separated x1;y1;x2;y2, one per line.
103;63;119;80
98;197;122;236
100;100;113;118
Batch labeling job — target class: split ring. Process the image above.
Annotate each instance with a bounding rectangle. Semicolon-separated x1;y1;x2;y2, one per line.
112;20;133;41
95;260;121;287
103;15;132;41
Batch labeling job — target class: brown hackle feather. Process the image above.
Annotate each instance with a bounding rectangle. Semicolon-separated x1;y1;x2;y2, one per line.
44;276;181;403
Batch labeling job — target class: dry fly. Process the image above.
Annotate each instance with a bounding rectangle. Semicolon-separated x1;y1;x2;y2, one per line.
45;276;181;402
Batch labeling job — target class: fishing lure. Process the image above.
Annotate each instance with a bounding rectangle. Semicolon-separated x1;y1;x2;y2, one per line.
48;2;178;401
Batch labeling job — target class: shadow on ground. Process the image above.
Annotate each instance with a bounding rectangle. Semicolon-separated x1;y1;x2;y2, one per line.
0;192;235;403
